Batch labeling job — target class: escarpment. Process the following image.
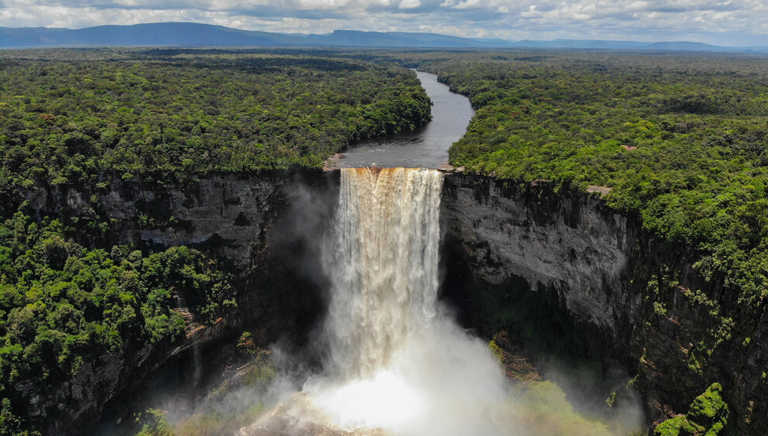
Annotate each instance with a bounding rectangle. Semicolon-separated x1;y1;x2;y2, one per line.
21;170;767;435
20;169;338;434
440;173;767;435
27;170;331;267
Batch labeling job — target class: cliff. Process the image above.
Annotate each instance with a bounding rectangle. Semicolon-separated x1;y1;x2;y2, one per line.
440;173;767;435
18;169;767;435
21;169;337;434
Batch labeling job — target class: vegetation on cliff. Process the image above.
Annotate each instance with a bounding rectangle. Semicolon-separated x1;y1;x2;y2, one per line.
0;211;236;434
654;383;729;436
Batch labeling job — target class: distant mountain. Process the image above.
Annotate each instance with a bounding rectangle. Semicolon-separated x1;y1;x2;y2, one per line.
0;23;291;48
304;30;510;48
0;22;765;53
506;39;760;52
0;23;507;49
511;39;651;50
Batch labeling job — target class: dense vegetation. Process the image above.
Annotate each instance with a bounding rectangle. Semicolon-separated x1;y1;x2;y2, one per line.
0;211;235;434
654;383;729;436
0;51;431;191
3;47;768;434
415;53;768;305
0;50;431;434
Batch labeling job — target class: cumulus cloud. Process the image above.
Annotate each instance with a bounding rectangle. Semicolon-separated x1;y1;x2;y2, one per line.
0;0;766;45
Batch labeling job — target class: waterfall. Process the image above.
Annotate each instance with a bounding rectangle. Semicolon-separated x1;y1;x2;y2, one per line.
324;167;444;377
241;167;512;436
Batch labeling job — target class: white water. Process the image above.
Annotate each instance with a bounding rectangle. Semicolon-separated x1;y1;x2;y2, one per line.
324;167;443;377
241;167;516;436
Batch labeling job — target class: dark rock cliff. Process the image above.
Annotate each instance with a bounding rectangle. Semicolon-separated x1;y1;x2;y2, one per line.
440;173;767;435
23;169;338;434
22;169;767;435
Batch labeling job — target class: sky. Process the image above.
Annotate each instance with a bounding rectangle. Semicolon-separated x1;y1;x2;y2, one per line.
0;0;767;46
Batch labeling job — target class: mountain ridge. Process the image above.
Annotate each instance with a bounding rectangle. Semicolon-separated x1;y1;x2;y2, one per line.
1;22;765;53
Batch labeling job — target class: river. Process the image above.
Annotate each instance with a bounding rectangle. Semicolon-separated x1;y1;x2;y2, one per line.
331;71;474;169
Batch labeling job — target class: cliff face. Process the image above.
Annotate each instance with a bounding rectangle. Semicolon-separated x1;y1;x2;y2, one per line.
22;170;767;435
440;175;638;336
24;169;337;434
440;173;767;435
31;170;337;344
28;171;319;267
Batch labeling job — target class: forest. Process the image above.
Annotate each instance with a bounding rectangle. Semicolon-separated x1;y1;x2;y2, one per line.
0;213;235;434
407;52;768;307
2;47;768;435
0;50;431;189
0;50;431;434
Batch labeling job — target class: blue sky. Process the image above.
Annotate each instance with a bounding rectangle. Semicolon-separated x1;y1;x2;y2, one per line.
1;0;766;46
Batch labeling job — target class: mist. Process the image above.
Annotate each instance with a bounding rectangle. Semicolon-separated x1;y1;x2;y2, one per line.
132;168;643;436
236;168;644;436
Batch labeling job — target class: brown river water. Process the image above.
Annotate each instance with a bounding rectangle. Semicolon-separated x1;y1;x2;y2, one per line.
329;71;474;170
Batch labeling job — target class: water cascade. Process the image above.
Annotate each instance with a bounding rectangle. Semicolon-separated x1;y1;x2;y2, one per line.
325;167;443;377
241;168;514;435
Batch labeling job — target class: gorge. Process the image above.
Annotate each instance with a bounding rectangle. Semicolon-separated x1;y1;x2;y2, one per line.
238;167;520;435
13;66;762;435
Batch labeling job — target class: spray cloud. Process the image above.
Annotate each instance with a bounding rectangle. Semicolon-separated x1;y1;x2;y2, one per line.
237;167;643;436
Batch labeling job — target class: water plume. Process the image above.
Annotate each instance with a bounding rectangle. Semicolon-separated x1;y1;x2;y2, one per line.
239;167;642;436
238;168;511;435
324;167;443;377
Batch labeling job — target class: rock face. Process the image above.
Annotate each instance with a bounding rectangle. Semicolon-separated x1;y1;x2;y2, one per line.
33;169;338;351
29;170;336;269
440;173;767;435
441;175;638;337
24;169;338;434
23;169;768;435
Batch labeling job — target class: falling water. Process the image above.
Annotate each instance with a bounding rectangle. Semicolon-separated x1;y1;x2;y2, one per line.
325;167;444;377
240;167;514;436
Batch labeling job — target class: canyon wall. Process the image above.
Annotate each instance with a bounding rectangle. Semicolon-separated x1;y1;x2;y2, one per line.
23;169;337;434
440;173;767;435
22;169;767;435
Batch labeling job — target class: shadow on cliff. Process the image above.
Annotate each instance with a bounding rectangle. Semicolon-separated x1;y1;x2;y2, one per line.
439;209;645;434
90;170;341;436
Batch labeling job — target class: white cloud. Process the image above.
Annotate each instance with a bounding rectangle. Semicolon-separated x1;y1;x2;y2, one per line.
0;0;766;45
399;0;421;9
